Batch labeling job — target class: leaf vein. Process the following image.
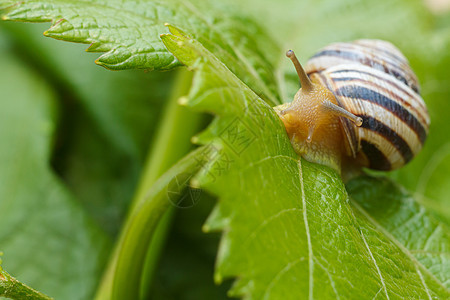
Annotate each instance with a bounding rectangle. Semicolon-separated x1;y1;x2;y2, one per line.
360;230;390;299
416;266;432;300
298;159;314;300
351;200;449;293
315;258;340;299
244;207;303;248
262;257;306;300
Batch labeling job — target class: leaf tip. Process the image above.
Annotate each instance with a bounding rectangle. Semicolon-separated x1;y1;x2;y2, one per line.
164;23;192;39
86;43;94;52
190;178;201;189
94;59;109;68
214;272;223;284
94;59;113;70
178;96;189;106
191;135;199;144
201;224;210;233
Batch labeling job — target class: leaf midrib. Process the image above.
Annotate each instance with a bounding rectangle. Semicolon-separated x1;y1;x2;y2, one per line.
298;159;314;300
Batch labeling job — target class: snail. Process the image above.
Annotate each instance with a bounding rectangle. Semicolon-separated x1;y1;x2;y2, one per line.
274;39;429;174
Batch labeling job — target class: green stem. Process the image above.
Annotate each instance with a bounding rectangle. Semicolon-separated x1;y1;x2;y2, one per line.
95;69;207;300
139;205;175;299
131;69;202;210
109;146;208;300
0;268;52;300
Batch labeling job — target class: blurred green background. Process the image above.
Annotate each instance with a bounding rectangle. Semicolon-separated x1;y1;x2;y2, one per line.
0;0;449;299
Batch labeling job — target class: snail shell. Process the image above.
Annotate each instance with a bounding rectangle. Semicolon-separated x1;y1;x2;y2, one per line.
275;39;430;172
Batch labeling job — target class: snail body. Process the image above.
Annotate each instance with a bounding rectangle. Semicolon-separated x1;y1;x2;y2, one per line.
275;40;429;173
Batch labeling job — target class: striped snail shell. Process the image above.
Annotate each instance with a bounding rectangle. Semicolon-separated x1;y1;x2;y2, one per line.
274;39;429;173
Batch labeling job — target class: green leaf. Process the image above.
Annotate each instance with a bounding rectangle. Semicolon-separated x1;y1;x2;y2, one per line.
0;37;110;299
0;263;52;300
1;0;449;299
0;20;172;161
347;176;450;289
0;0;281;105
0;21;174;236
162;26;450;299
